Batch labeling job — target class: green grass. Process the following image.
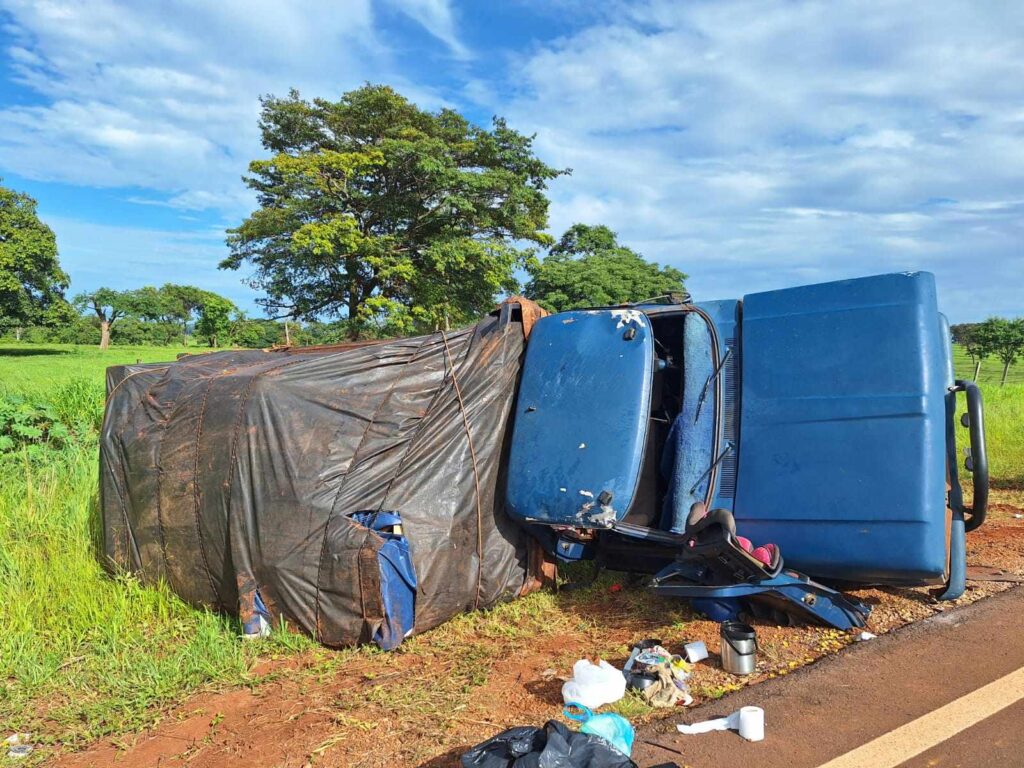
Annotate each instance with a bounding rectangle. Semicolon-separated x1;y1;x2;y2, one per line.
0;344;302;748
953;343;1024;386
0;343;199;395
951;344;1024;486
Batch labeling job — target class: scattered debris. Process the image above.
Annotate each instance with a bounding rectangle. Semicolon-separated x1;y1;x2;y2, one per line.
720;621;757;675
5;733;33;760
561;659;626;708
564;703;635;757
677;705;765;742
623;642;693;707
855;631;877;642
683;640;708;663
461;720;637;767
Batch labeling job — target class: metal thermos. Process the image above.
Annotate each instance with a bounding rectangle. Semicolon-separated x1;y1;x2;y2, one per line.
720;621;757;675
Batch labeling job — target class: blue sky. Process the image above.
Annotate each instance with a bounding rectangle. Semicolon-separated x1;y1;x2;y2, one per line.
0;0;1021;322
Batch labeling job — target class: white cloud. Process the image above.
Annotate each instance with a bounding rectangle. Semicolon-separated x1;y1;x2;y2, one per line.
385;0;470;59
0;0;466;215
43;214;260;306
1;0;1022;321
501;0;1024;319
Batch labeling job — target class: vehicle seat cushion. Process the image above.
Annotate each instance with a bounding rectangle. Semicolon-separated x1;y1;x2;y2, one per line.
684;502;782;574
660;314;717;532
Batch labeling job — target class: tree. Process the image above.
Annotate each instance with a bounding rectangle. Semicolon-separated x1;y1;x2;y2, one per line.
230;317;283;348
73;288;143;350
977;317;1024;386
222;85;566;338
524;224;687;312
159;284;209;345
951;323;989;381
195;294;237;347
946;323;987;380
0;180;70;329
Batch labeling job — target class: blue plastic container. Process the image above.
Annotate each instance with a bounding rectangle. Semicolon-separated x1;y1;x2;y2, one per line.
350;511;417;650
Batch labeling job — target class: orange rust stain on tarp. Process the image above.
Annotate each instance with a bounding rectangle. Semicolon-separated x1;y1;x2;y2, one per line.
500;296;548;339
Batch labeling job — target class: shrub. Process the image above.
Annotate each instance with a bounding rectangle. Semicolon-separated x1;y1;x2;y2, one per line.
0;394;73;455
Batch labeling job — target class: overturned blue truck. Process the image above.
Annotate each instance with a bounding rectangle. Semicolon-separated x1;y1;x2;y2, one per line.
100;271;988;646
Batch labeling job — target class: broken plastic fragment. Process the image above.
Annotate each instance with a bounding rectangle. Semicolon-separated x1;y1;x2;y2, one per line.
5;734;33;760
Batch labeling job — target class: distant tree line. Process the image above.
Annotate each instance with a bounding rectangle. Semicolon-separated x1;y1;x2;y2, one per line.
1;281;384;349
952;318;1024;386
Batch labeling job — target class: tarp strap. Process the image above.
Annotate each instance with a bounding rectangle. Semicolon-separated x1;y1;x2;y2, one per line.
221;356;322;611
105;366;173;572
192;374;223;609
314;334;434;641
440;329;486;610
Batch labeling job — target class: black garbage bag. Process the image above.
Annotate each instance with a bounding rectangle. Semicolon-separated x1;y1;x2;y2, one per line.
461;720;637;768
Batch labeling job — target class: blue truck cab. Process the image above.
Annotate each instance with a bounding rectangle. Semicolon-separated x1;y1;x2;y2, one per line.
506;272;988;626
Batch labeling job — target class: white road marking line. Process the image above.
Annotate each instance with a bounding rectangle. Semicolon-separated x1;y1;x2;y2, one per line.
816;665;1024;768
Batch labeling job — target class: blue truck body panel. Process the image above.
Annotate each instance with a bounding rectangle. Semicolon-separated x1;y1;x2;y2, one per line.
733;272;949;584
506;309;653;525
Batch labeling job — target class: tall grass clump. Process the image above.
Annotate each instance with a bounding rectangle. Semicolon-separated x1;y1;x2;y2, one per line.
0;447;259;745
972;383;1024;486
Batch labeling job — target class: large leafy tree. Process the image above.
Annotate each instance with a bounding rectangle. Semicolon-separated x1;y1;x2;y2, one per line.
524;224;687;312
195;294;238;348
977;317;1024;386
73;288;143;350
951;323;989;381
0;180;69;328
222;85;566;338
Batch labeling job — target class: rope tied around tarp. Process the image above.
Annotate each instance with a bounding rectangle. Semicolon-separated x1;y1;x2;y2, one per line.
440;328;487;610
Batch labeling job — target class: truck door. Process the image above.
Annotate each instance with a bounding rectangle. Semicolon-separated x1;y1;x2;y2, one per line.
734;272;950;584
506;309;653;526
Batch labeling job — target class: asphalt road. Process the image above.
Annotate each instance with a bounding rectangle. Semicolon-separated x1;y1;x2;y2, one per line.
633;586;1024;768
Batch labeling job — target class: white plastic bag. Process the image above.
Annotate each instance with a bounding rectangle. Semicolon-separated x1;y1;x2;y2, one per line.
561;659;626;708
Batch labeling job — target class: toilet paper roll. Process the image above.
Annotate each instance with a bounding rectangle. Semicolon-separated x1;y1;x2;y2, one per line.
738;706;765;742
677;706;765;741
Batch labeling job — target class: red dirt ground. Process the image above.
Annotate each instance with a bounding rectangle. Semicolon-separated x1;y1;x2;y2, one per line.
51;497;1024;768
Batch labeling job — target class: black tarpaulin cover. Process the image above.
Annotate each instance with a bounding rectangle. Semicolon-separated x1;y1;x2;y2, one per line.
100;301;545;647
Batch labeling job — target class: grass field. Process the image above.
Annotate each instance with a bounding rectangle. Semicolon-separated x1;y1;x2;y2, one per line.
0;340;1021;757
0;344;194;394
952;343;1024;387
